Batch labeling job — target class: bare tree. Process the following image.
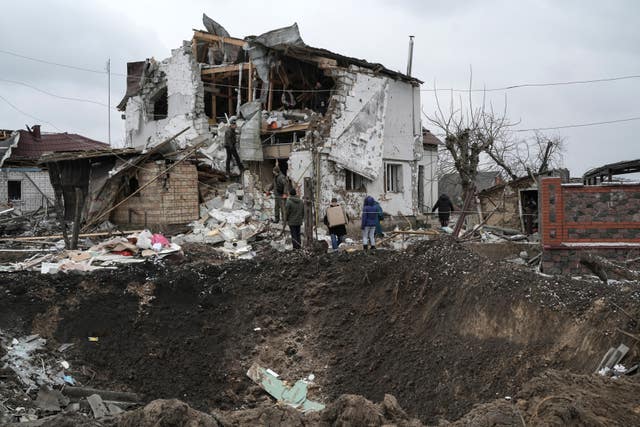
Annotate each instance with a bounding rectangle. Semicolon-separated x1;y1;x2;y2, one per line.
426;76;514;201
486;131;565;180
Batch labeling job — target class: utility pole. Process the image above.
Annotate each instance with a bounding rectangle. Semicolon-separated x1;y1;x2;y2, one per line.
303;177;314;248
107;58;111;145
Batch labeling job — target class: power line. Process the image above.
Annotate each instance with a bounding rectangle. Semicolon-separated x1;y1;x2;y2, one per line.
514;116;640;132
0;48;105;74
0;78;112;108
421;74;640;93
0;93;59;130
3;46;640;94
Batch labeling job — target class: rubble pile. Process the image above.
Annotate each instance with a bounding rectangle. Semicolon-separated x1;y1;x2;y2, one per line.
1;237;640;425
0;206;58;237
172;182;272;258
0;230;181;274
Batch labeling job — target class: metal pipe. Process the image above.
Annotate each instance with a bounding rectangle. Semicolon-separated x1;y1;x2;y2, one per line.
406;36;414;76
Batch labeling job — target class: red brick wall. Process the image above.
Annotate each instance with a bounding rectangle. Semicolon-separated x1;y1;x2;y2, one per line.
111;161;199;226
540;177;640;274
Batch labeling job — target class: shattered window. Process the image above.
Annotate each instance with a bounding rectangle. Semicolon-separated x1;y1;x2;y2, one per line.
385;164;403;193
8;180;21;201
345;171;366;192
151;87;168;121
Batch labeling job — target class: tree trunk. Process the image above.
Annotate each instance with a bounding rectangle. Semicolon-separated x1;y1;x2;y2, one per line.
580;253;640;282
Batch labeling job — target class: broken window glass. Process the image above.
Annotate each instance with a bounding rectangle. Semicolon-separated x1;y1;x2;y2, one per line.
345;170;366;192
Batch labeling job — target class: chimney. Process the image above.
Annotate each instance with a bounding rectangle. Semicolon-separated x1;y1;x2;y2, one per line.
32;125;41;139
406;35;415;76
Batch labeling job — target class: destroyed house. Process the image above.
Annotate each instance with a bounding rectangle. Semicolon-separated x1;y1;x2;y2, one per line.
0;126;108;213
118;16;437;218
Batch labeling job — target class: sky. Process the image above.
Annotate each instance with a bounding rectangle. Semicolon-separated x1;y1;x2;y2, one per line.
0;0;638;176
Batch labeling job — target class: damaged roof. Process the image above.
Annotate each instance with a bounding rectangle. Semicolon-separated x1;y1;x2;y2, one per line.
583;159;640;181
243;23;422;84
8;130;109;163
117;61;147;111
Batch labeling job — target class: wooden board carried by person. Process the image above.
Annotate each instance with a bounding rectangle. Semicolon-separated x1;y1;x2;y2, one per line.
326;205;347;227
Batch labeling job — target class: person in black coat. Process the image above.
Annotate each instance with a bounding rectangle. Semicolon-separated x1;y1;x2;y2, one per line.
432;193;455;227
224;118;244;175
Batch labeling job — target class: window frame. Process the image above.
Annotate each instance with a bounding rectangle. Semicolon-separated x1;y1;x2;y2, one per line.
345;170;366;192
385;163;403;193
7;180;22;201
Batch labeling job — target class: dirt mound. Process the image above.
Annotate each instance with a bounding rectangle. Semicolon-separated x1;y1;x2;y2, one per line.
109;399;221;427
319;394;423;426
1;237;639;424
451;370;640;426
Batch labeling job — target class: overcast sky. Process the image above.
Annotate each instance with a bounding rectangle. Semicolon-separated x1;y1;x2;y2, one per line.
1;0;638;176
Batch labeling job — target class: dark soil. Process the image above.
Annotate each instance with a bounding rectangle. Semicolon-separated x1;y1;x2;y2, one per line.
1;237;640;424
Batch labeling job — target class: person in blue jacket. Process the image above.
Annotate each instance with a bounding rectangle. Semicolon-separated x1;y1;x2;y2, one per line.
361;196;379;251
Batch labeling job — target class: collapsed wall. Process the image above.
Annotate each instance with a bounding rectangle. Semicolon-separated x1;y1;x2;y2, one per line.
123;43;211;151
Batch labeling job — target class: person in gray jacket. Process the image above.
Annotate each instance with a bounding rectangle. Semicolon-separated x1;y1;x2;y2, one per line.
285;188;304;249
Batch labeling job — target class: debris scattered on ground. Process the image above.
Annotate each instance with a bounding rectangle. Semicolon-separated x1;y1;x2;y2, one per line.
247;363;325;412
1;237;639;425
0;230;181;274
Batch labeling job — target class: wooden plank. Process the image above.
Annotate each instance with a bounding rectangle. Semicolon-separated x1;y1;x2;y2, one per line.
201;63;250;75
192;30;245;47
0;230;144;242
247;61;253;101
267;68;273;111
191;38;198;62
261;123;309;134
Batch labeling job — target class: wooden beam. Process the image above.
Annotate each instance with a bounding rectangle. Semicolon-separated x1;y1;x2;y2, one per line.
261;123;309;134
211;75;217;121
248;61;253;101
0;230;144;242
191;38;198;62
202;63;251;75
267;69;274;111
192;30;245;47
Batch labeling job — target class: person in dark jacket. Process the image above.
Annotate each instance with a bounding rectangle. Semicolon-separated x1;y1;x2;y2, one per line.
323;198;348;250
361;196;378;250
224;118;244;175
269;165;288;223
285;188;304;249
432;193;455;227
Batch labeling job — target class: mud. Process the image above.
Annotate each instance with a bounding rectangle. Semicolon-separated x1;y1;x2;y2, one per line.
1;237;640;424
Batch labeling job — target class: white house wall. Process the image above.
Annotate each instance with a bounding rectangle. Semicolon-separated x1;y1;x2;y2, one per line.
124;43;210;150
419;147;439;211
325;68;388;181
382;80;418;161
0;168;54;212
289;68;424;217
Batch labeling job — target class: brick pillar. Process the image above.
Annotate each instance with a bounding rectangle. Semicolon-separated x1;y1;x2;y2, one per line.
540;177;564;247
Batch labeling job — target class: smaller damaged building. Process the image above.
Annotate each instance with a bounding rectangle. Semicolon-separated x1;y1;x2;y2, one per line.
0;126;108;213
540;160;640;275
118;15;436;218
477;169;569;234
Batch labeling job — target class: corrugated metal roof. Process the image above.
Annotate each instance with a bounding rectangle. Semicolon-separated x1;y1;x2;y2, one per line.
8;130;109;162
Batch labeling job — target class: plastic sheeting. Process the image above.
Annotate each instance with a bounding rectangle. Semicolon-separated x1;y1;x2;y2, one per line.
238;101;263;162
